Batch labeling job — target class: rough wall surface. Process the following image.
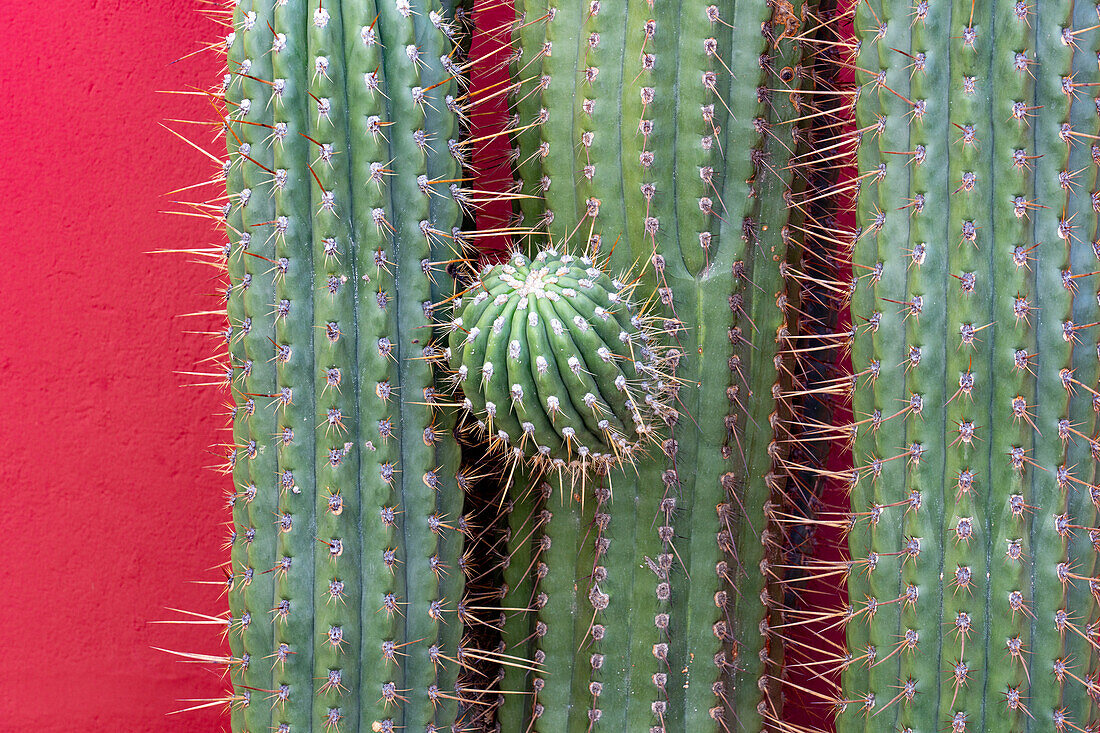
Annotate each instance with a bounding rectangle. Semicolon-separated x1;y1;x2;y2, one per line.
0;1;230;729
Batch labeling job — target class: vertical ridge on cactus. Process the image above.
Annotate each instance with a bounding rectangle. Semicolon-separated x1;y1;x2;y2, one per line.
838;0;1100;727
270;5;317;732
225;6;280;729
216;1;472;730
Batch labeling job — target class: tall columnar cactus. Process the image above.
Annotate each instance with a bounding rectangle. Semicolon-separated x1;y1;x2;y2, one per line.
215;1;474;730
839;0;1100;727
444;1;830;729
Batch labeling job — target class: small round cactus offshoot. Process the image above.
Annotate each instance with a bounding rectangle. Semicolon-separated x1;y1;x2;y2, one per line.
447;247;673;476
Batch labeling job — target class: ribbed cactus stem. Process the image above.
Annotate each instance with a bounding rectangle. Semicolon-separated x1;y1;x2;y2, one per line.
470;0;818;729
304;7;366;731
509;0;549;234
223;19;255;729
497;481;542;732
270;4;317;731
982;0;1033;717
842;0;1100;726
228;5;280;726
219;1;470;730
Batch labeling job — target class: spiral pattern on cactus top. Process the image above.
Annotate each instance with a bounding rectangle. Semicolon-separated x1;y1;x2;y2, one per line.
448;248;670;473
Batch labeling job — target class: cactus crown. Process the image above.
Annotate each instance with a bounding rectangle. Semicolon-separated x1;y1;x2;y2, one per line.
447;246;672;477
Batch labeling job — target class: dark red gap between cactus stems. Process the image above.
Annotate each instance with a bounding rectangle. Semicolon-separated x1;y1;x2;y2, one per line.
782;0;856;723
783;388;852;729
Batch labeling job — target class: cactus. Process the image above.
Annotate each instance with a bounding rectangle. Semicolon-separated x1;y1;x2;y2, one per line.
210;1;475;730
448;247;671;475
836;0;1100;727
446;1;835;729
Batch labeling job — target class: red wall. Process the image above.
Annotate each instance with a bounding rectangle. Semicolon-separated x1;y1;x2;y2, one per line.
0;1;231;730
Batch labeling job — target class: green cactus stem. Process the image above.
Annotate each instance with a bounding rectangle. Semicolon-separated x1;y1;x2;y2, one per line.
216;1;473;730
455;0;827;729
840;0;1100;728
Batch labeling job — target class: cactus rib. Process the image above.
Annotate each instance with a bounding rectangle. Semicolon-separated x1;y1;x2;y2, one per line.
456;0;826;730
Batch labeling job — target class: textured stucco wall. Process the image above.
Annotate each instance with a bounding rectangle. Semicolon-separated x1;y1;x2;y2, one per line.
0;2;231;729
